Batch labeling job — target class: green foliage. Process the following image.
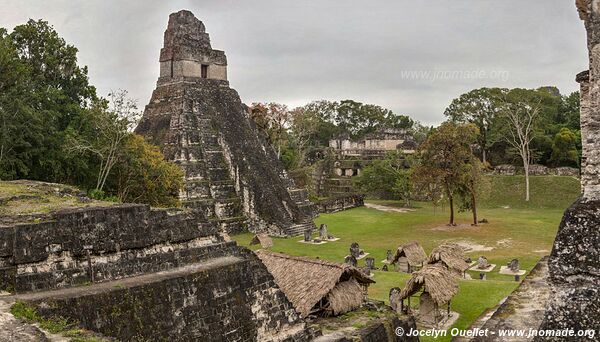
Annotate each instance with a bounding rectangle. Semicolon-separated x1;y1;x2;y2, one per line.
550;128;579;167
413;122;479;224
11;301;71;333
445;87;581;167
0;20;98;184
334;99;413;139
10;301;39;322
250;100;417;171
109;134;183;207
354;151;414;204
11;301;104;340
444;88;503;164
87;189;119;203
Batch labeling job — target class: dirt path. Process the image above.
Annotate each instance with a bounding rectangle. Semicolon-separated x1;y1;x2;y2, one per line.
364;203;414;213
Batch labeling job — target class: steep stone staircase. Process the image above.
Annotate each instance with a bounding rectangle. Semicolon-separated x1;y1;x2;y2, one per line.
175;105;248;235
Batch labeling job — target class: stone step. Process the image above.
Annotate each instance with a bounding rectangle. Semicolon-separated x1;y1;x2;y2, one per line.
13;239;239;293
288;188;309;203
210;183;237;199
284;222;317;237
8;254;243;301
207;167;232;182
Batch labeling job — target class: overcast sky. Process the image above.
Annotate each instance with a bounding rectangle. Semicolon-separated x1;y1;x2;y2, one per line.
1;0;588;125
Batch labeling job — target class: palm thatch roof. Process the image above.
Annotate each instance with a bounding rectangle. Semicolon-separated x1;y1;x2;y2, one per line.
250;234;273;248
256;250;374;317
392;241;428;265
428;243;469;273
399;264;458;306
326;278;364;316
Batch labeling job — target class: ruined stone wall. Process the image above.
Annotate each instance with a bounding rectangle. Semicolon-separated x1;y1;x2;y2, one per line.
312;311;418;342
579;1;600;201
316;194;365;213
492;164;580;177
0;204;236;292
23;250;315;342
1;201;315;340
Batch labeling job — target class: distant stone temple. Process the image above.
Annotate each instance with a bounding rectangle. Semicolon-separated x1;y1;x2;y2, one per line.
135;10;315;236
329;128;417;158
313;129;416;197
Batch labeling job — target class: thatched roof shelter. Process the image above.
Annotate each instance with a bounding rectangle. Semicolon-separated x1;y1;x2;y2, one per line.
428;243;469;274
399;264;458;306
250;234;273;248
392;241;428;266
256;250;374;317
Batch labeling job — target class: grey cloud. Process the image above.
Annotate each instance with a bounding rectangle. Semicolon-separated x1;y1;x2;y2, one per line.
0;0;587;125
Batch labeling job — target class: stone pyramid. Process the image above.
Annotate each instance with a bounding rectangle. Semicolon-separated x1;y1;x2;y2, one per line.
136;10;316;236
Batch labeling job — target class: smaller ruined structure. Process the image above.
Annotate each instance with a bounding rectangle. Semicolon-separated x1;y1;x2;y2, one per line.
493;164;580;177
304;229;313;242
386;250;394;263
312;129;416;197
249;233;273;249
315;194;365;213
392;241;427;273
329;129;416;158
499;258;526;281
256;251;374;317
389;287;402;313
399;264;459;327
428;243;470;278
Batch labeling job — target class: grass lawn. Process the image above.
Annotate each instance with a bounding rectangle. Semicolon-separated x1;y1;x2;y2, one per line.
232;175;580;341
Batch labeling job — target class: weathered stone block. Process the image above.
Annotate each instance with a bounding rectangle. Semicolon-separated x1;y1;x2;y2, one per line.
548;198;600;282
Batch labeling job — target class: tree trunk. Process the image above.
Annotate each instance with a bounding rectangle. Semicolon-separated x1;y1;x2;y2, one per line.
448;194;455;226
523;153;530;202
471;190;478;226
482;149;487;165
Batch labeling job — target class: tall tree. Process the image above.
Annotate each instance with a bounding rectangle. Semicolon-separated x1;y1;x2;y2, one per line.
288;106;320;168
458;158;486;226
0;28;37;179
2;19;97;184
413;122;479;226
499;89;542;202
444;88;502;164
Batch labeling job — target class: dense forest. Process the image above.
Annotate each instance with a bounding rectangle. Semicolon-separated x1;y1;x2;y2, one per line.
0;20;182;206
